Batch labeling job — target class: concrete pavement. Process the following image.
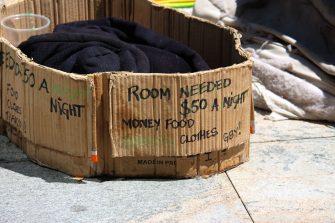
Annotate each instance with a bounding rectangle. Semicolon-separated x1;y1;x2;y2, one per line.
0;110;334;223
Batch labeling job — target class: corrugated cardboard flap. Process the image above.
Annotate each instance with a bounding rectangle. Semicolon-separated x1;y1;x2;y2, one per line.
0;38;95;175
0;0;253;177
109;62;252;157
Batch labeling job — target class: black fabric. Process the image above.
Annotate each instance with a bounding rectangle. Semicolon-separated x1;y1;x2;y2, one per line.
18;17;210;74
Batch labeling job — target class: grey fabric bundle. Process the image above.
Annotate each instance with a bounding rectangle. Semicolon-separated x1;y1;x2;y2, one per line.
193;0;335;122
194;0;335;76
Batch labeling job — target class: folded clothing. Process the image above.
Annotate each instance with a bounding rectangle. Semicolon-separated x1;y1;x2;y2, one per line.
18;17;210;74
194;0;335;76
193;0;335;122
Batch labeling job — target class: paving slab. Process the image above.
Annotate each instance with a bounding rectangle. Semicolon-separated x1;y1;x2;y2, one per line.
2;109;334;222
252;110;335;143
0;135;27;163
228;136;335;223
0;138;252;223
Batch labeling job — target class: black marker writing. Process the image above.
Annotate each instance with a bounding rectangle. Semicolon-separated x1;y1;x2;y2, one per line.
166;118;195;129
223;122;242;143
50;97;85;120
122;119;160;130
180;98;208;117
180;78;231;98
4;52;35;87
128;85;171;102
223;90;249;109
180;127;218;144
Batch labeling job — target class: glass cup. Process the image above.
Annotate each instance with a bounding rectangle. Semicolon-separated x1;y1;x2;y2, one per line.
1;13;50;47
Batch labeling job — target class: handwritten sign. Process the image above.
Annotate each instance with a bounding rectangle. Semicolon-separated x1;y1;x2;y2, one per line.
109;65;252;157
0;44;93;157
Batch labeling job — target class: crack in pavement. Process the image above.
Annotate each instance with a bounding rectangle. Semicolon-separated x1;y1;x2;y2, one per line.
225;172;255;223
252;136;335;144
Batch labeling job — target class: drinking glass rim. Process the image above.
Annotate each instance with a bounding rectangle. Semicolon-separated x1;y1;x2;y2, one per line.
1;13;50;32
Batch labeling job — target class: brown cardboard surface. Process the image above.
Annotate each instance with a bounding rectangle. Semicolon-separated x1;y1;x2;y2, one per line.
0;0;253;178
0;38;95;176
132;0;152;28
109;64;252;157
169;9;190;47
111;143;248;178
1;42;93;155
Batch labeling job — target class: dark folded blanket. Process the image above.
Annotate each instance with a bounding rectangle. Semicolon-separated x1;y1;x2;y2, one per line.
18;18;210;74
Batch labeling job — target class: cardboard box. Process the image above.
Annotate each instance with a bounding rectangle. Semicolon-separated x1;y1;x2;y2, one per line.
0;0;253;178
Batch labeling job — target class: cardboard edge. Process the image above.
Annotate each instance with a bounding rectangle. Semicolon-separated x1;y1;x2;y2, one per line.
109;140;249;179
0;0;253;178
5;126;92;177
147;0;251;61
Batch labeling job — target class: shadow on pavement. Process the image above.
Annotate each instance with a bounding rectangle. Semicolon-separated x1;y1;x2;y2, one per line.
95;175;184;182
0;160;84;184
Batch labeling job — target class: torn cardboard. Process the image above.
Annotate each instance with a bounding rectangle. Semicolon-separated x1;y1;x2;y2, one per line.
0;0;253;178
